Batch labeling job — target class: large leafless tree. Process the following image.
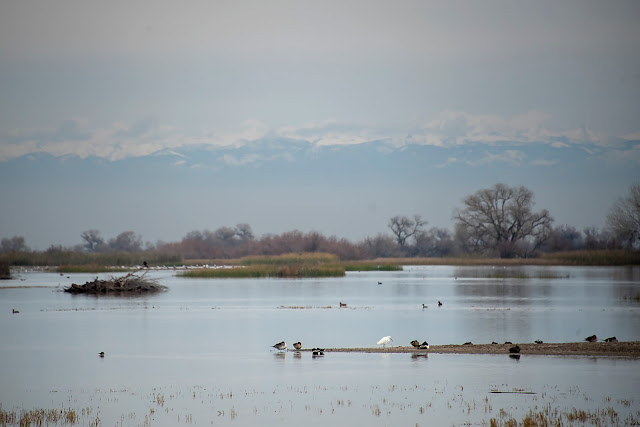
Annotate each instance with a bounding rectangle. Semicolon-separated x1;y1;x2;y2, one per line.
453;183;553;258
607;183;640;249
81;229;105;252
388;215;427;249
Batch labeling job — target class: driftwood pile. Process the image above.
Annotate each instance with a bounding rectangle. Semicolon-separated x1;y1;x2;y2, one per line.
64;272;167;295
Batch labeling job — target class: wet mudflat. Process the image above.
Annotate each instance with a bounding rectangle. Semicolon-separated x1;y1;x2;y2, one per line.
322;341;640;356
1;265;639;425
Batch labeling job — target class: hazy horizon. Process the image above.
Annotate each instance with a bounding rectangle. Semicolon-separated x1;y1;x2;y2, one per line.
1;0;638;250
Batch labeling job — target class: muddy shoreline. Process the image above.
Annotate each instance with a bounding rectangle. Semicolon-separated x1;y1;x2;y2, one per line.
299;341;640;357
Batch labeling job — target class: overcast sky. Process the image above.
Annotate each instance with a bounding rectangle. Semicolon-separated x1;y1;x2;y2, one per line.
1;0;639;249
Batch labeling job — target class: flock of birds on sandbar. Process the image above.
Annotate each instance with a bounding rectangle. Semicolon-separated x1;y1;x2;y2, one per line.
11;291;621;361
269;300;619;360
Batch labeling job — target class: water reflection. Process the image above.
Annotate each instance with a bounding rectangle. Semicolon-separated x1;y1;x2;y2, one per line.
0;267;639;426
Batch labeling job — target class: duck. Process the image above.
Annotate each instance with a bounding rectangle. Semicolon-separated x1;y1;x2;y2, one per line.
410;340;420;348
422;304;428;309
584;335;597;343
272;341;287;351
604;336;618;343
419;341;429;349
339;302;347;308
438;301;443;306
312;348;324;356
293;341;302;350
12;309;19;314
534;340;543;344
98;351;105;357
509;345;520;354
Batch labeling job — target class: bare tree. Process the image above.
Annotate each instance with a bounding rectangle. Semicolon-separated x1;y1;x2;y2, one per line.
414;227;455;257
607;183;640;249
543;225;584;252
388;215;427;249
364;234;403;258
108;231;143;252
235;223;254;242
0;235;29;253
81;229;105;252
453;183;553;258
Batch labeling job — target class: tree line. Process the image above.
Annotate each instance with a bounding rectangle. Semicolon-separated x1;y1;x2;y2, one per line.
2;183;639;261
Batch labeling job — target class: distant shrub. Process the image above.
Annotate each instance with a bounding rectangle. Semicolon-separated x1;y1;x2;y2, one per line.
0;260;10;279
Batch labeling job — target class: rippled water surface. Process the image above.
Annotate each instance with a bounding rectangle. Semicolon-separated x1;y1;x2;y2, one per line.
1;266;639;425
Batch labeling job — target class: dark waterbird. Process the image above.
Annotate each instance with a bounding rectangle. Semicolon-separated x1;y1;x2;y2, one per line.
584;335;598;342
410;340;420;348
272;341;287;351
438;301;443;306
604;336;618;343
98;351;105;358
535;340;543;344
339;302;347;308
12;309;19;314
312;348;324;356
509;345;520;354
419;341;429;349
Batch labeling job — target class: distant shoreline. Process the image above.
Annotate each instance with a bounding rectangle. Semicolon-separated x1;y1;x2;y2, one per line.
297;341;640;357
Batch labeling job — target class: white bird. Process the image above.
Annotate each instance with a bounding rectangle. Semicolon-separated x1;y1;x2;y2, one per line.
272;341;287;351
377;336;393;347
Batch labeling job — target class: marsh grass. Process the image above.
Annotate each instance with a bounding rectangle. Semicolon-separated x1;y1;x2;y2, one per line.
181;252;348;278
181;263;346;278
239;253;339;266
0;407;79;425
343;263;402;271
541;250;640;266
181;253;407;278
489;404;622;426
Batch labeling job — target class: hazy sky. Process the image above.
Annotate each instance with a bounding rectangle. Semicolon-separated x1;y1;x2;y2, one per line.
1;0;639;249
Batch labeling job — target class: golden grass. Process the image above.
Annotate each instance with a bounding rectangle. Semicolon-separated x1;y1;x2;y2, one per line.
239;252;340;265
180;263;346;278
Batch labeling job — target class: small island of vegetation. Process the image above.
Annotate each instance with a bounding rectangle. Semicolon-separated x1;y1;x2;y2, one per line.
63;272;167;294
179;253;402;279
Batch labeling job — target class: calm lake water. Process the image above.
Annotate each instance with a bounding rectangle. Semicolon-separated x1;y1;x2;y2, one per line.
1;265;639;426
